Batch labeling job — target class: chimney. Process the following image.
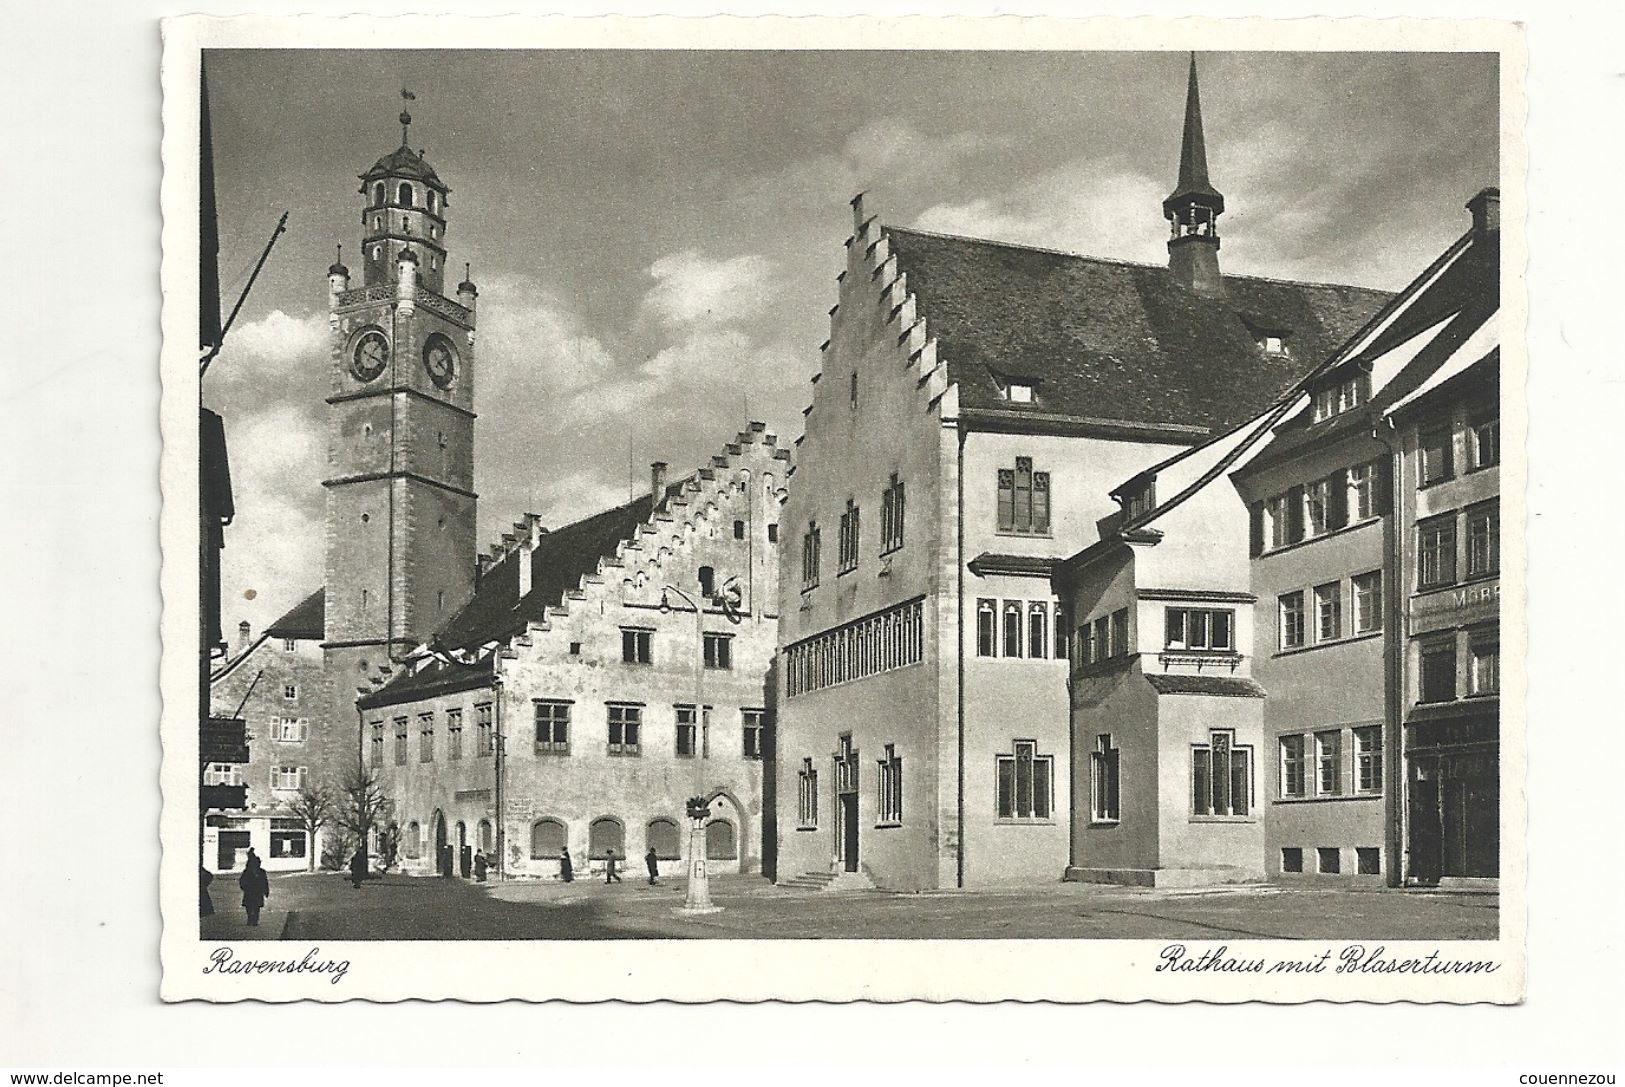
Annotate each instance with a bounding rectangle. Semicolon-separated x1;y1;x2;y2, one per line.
517;514;543;599
236;620;251;652
650;461;669;500
1467;187;1500;236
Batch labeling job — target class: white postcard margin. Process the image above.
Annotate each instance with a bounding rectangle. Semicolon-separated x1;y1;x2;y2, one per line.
158;12;1528;1003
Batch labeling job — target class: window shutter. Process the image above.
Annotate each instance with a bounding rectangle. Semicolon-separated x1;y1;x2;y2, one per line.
1248;501;1264;557
1286;485;1305;543
1033;472;1051;534
1327;471;1349;530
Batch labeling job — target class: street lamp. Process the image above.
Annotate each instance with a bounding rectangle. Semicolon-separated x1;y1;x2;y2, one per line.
660;574;738;916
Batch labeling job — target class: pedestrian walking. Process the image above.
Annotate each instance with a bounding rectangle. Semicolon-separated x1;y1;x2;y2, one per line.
238;850;270;927
644;846;659;885
348;846;367;889
559;847;573;883
474;850;488;882
604;847;622;884
200;866;214;918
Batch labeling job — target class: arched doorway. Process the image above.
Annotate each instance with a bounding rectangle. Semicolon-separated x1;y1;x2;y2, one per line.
455;820;470;878
704;791;746;875
431;810;448;877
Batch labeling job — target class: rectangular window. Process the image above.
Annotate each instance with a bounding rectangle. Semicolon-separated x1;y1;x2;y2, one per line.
418;712;434;763
1419;639;1457;704
877;744;903;824
1267;494;1290;549
369;721;384;768
534;700;571;755
1091;735;1120;822
1003;602;1024;659
1304;477;1331;538
1164;607;1234;651
798;758;818;828
271;717;308;743
1348;462;1375;521
838;499;861;573
1315;729;1343;796
1112;608;1131;657
801;524;821;589
1354;725;1383;793
995;740;1053;820
1280;735;1307;799
880;474;906;553
1053;603;1071;661
474;702;494;757
1027;602;1048;659
1279;591;1306;650
1352;571;1383;635
1315;581;1342;642
1318;847;1342;875
703;632;733;670
282;638;297;652
446;708;463;760
393;716;408;766
976;599;996;657
1469;411;1500;470
1281;847;1304;873
203;762;244;787
997;457;1051;535
270;765;307;792
1466;504;1499;578
1083;618;1100;665
1420;425;1454;486
742;709;765;759
283;684;298;701
1193;730;1251;817
1469;632;1500;696
675;704;710;758
1418;517;1457;589
621;627;653;665
608;704;642;756
1356;847;1381;876
1092;615;1110;661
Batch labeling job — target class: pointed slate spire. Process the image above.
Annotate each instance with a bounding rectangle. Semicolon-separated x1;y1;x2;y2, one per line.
1163;53;1225;217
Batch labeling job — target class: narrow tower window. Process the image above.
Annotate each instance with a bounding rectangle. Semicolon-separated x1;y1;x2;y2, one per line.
398;182;414;207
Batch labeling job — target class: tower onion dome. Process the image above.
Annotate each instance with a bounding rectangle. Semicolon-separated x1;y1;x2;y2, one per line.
357;145;448;193
329;244;349;278
398;246;420;265
457;261;477;296
1161;53;1225;220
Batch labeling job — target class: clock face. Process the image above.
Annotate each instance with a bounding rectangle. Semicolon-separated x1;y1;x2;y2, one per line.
350;330;389;383
423;335;457;388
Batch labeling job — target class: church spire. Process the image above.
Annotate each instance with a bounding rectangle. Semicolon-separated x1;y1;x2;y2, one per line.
1162;53;1226;297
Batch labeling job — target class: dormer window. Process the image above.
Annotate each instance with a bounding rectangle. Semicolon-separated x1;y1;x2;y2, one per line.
1311;372;1371;422
1121;481;1156;521
1259;334;1287;356
997;375;1038;404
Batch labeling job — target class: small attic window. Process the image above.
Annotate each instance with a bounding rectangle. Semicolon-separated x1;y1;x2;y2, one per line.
1121;481;1156;521
1312;372;1371;423
998;376;1039;404
1258;334;1289;356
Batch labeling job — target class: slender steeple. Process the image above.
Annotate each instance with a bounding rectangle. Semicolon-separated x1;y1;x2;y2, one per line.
1163;53;1226;297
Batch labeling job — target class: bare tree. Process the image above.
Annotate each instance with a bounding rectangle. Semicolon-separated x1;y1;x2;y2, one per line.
337;760;393;874
284;780;335;872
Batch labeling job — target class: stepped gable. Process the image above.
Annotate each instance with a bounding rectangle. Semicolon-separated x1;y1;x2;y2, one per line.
881;226;1393;435
264;587;325;640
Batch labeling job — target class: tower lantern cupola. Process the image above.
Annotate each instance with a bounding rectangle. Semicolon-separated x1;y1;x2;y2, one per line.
1163;54;1227;297
357;101;452;295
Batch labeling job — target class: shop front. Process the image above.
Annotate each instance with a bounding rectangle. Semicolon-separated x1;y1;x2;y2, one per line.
1405;709;1498;882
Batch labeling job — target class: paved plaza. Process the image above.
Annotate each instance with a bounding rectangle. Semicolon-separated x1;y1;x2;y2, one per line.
201;870;1499;942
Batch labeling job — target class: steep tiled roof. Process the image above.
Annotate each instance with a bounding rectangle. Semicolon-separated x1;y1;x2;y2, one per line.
265;588;324;640
883;227;1393;435
1144;673;1267;698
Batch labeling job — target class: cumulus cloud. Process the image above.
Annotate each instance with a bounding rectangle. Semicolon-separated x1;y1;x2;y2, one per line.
641;251;778;328
916;160;1169;264
226;308;328;367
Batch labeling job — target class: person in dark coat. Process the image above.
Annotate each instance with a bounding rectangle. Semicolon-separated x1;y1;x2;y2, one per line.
200;867;214;918
644;846;659;886
238;851;270;926
348;847;367;889
473;851;488;882
604;847;622;884
558;847;573;883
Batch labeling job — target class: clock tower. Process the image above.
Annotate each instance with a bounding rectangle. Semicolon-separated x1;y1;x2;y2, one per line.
323;105;479;668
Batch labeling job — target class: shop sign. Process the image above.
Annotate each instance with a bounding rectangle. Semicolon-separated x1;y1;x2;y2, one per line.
1407;715;1498;751
201;716;249;763
1411;579;1499;632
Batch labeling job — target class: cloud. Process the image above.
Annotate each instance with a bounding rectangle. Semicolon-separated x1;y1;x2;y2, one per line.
641;251;778;328
226;308;328;366
915;159;1169;264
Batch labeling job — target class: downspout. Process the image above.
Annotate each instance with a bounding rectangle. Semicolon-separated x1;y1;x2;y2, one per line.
955;424;967;889
1372;416;1405;888
494;669;506;880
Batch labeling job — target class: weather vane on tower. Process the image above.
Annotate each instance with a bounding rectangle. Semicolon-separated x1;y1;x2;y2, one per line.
399;88;416;145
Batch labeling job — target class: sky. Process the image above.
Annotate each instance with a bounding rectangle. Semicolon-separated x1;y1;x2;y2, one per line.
200;48;1498;636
